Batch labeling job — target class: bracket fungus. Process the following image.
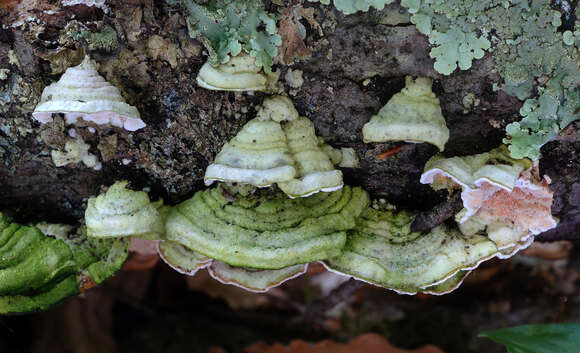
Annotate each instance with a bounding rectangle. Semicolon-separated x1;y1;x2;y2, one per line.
324;206;499;295
157;240;212;276
85;181;168;240
0;213;128;314
32;56;145;131
165;184;369;269
205;95;345;198
207;261;308;293
362;76;450;151
197;53;278;92
421;146;557;255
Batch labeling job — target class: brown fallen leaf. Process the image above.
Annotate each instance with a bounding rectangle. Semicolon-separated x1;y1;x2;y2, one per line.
243;333;446;353
276;6;311;65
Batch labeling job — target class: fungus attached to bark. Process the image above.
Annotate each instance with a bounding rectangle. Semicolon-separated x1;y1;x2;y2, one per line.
157;240;212;276
205;95;346;198
324;206;498;295
196;53;278;92
165;184;369;269
33;56;145;131
421;146;557;254
0;213;128;314
362;76;450;151
207;261;307;292
85;181;167;240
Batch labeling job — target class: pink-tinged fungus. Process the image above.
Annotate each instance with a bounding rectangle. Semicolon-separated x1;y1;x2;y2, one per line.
33;56;145;131
421;146;557;254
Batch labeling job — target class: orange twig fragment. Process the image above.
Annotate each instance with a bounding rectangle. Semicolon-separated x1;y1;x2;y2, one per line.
376;145;405;160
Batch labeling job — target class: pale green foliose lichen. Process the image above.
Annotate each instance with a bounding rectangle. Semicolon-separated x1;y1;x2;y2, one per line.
184;0;281;73
325;207;499;295
0;213;128;314
308;0;394;14
362;76;449;151
85;181;168;240
398;0;580;159
164;184;369;269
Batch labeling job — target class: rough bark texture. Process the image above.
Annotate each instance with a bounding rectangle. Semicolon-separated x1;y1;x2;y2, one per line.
0;1;579;352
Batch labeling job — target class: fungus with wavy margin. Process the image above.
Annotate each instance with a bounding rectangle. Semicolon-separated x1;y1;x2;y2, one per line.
33;56;145;131
421;145;557;255
324;206;499;295
164;183;369;269
207;261;307;293
362;76;450;151
0;213;128;314
197;53;279;92
204;95;345;198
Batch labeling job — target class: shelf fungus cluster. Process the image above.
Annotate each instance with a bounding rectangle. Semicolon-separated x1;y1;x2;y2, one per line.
33;56;146;131
204;95;349;198
0;213;128;314
196;53;278;92
363;76;450;151
421;146;557;257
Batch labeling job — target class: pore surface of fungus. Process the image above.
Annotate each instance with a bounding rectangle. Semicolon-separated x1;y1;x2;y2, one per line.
421;146;556;253
205;95;345;198
85;181;167;240
421;146;556;245
324;207;498;294
157;240;212;276
165;184;369;269
362;76;450;151
0;213;128;314
33;56;145;131
196;53;278;92
207;261;307;292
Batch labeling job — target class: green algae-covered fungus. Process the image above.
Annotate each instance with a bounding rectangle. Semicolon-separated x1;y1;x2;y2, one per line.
85;181;168;240
32;56;145;131
207;261;307;292
204;95;345;198
362;76;450;151
0;214;128;314
157;240;212;276
324;206;498;294
277;116;344;198
165;184;369;269
420;145;531;191
196;53;278;92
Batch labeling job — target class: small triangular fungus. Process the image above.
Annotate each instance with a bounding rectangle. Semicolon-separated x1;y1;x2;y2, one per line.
165;184;369;269
0;213;128;314
33;56;145;131
362;76;450;151
324;206;498;294
85;181;168;240
205;95;346;198
197;53;278;92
